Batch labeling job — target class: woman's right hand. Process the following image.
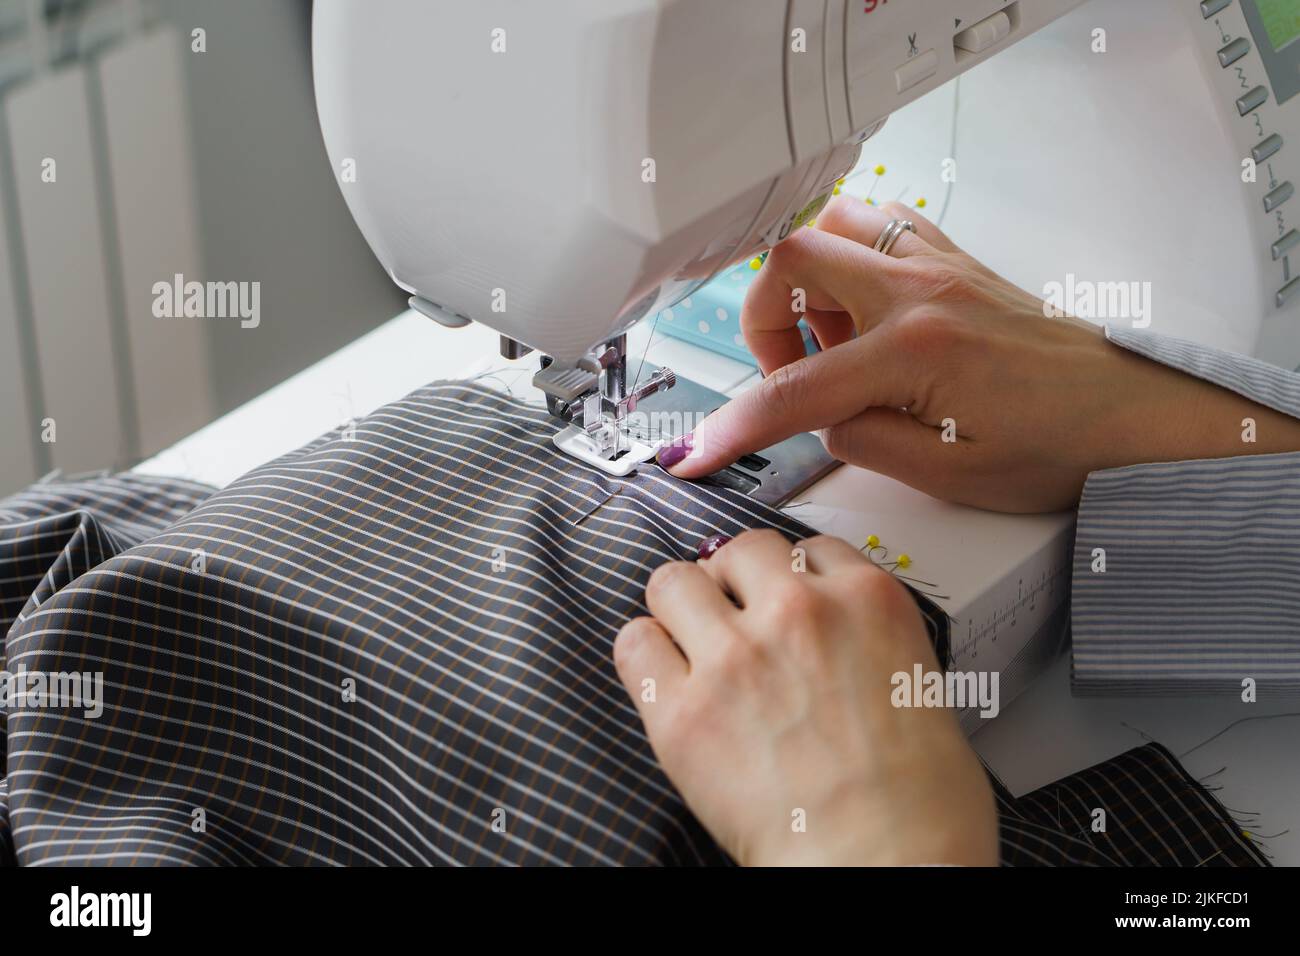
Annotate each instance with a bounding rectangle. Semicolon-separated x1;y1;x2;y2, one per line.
659;198;1300;513
614;530;998;867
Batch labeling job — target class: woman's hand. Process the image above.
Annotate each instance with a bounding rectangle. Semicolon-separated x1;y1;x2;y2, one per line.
612;530;998;867
659;198;1300;512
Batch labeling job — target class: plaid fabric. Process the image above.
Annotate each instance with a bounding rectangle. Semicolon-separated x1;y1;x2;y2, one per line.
0;383;1266;866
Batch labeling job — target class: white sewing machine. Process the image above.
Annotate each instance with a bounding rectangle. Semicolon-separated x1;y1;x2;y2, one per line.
312;0;1086;483
140;0;1300;863
313;0;1300;478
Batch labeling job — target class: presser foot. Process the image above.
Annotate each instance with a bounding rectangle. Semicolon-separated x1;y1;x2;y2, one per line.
533;340;677;476
551;424;664;477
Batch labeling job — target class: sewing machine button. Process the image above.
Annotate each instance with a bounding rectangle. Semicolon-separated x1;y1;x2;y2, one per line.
1237;85;1269;115
1218;37;1250;67
954;12;1012;54
1264;181;1294;212
894;50;938;94
1201;0;1232;17
1253;133;1284;163
1272;229;1300;260
1276;275;1300;307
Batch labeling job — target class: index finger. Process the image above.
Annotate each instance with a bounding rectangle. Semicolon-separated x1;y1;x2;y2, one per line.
742;252;857;374
661;327;920;479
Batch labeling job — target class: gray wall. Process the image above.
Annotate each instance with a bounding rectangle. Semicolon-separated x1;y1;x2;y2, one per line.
0;0;404;497
163;0;404;412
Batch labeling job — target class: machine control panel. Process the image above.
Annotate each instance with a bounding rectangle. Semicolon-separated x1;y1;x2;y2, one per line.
841;0;1081;141
1197;0;1300;317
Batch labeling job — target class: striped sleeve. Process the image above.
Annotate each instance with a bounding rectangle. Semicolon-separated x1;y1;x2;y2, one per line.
1070;328;1300;695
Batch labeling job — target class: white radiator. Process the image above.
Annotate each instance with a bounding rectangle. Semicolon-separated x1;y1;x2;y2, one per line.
0;0;211;494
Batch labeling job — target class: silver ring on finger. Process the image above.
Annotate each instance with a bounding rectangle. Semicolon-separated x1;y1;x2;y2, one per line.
873;219;917;257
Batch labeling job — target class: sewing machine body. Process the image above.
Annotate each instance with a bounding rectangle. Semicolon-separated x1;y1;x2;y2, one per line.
313;0;1084;478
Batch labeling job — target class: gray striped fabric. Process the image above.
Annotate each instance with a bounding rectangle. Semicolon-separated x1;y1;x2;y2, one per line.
0;385;948;866
1072;329;1300;695
0;383;1266;866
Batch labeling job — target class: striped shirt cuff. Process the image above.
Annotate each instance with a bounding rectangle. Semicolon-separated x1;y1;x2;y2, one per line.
1106;327;1300;417
1071;330;1300;695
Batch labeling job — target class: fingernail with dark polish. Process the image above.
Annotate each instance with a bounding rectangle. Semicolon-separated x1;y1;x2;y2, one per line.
657;433;695;470
697;535;731;561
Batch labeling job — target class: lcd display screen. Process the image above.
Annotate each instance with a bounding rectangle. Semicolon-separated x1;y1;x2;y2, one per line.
1255;0;1300;52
